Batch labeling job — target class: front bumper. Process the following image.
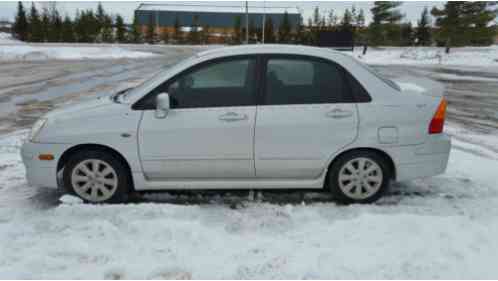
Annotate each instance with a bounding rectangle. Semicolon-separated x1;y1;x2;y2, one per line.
20;141;70;189
393;133;451;181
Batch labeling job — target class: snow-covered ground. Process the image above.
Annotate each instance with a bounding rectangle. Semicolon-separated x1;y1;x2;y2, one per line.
1;124;498;279
0;44;159;61
351;46;498;67
0;32;21;45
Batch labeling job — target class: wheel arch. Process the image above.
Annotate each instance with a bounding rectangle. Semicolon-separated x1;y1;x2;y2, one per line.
326;147;396;181
57;143;134;190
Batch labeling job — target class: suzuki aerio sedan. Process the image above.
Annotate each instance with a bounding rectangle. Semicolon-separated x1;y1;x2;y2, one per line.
21;45;451;204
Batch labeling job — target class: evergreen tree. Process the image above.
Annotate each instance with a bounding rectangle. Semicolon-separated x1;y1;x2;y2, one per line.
145;15;156;44
115;15;126;43
28;3;43;42
278;11;291;43
312;6;321;27
464;2;497;46
400;22;414;46
101;15;113;43
173;16;182;43
13;2;29;41
48;6;62;42
96;2;106;33
356;9;366;28
327;9;337;28
416;7;431;46
431;2;467;52
340;8;353;32
369;1;403;45
233;15;242;44
61;15;75;42
41;7;50;42
74;9;100;42
130;13;142;43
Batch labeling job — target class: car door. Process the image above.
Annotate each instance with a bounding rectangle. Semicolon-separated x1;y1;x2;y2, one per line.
254;55;359;179
137;56;259;180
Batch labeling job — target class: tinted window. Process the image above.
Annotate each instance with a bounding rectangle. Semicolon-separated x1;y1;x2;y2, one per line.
143;57;256;109
344;70;372;102
264;57;354;105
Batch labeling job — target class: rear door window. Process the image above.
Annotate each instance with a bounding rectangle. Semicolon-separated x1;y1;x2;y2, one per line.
263;56;355;105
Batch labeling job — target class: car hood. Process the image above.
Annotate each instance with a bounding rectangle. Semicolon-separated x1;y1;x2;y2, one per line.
44;96;115;121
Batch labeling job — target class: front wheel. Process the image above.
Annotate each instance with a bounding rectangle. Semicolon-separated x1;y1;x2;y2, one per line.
327;151;391;204
63;150;131;203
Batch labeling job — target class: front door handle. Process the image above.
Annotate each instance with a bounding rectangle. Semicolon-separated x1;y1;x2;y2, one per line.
326;108;353;119
218;112;248;122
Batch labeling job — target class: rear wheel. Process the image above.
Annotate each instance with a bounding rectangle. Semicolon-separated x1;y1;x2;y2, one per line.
63;150;131;203
327;151;391;204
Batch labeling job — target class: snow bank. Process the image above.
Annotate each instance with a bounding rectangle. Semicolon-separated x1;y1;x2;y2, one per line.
0;32;22;45
0;45;158;61
1;126;498;278
350;46;498;67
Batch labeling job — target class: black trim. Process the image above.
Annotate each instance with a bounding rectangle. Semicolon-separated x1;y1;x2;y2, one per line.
132;54;260;110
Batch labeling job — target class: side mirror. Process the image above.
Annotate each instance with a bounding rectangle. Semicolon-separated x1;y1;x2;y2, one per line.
155;93;170;119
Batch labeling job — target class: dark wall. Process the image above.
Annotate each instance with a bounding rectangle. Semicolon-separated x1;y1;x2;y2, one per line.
136;10;301;29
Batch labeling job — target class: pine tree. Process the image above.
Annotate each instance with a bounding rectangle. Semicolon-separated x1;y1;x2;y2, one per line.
464;2;497;46
61;15;75;42
115;15;126;43
327;9;337;28
431;2;467;52
101;15;113;43
369;1;403;45
173;16;182;43
96;2;106;34
312;6;321;27
416;7;431;46
341;9;353;32
28;3;43;42
278;11;291;43
13;2;29;41
233;16;242;44
400;22;414;46
41;7;50;42
145;15;156;44
130;13;142;43
357;9;365;28
48;6;62;42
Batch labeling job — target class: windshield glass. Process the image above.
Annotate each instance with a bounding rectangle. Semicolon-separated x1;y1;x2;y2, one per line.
349;56;401;91
123;55;198;101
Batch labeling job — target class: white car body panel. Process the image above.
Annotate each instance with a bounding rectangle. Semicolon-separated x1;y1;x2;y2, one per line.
20;44;451;191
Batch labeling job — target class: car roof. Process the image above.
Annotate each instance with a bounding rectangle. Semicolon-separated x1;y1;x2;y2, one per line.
196;44;345;60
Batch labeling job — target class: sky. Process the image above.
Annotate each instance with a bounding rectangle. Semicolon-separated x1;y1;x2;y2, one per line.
0;1;443;26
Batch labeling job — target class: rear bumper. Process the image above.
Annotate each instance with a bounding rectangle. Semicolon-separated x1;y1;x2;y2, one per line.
393;133;451;181
20;141;69;189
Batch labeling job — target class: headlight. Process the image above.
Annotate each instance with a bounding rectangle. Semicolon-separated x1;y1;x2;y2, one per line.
29;118;47;142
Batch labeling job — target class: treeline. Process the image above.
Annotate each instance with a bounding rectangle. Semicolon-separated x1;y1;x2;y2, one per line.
367;1;497;50
11;1;498;51
12;2;131;43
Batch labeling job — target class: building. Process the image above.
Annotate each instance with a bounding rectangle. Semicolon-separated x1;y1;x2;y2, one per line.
135;3;301;43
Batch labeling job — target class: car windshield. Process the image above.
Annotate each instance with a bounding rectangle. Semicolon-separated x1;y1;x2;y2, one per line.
348;56;401;91
122;55;198;102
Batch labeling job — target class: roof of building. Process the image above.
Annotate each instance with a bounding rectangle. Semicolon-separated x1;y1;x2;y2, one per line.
136;3;300;15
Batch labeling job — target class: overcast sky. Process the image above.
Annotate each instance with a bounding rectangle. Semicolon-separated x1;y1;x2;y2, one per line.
0;1;443;26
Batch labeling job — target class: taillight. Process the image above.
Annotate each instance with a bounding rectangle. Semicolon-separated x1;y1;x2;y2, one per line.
428;98;447;134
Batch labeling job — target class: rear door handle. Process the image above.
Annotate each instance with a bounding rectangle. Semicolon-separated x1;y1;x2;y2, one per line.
218;112;248;122
326;108;353;119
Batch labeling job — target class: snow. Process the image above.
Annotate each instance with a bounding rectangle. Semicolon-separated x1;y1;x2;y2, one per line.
0;32;22;45
350;46;498;67
1;125;498;278
0;45;158;61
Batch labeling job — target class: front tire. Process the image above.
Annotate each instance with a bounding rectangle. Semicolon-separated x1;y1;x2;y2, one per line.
63;150;131;203
327;151;391;204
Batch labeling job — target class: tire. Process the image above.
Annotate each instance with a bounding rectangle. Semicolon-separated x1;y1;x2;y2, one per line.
327;150;391;204
63;150;131;204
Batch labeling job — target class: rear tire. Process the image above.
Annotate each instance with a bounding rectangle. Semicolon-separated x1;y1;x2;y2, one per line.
63;150;131;204
327;150;391;204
